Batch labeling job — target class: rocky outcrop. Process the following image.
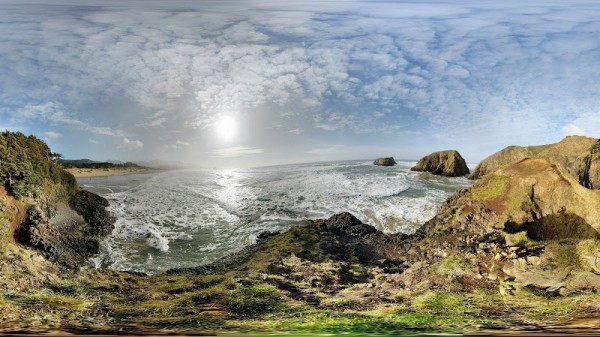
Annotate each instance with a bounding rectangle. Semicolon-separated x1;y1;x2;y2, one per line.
572;139;600;190
18;190;115;268
420;157;600;295
373;157;396;166
410;150;469;177
470;135;597;180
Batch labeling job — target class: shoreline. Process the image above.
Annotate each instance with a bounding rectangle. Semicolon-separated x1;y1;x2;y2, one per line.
66;167;161;178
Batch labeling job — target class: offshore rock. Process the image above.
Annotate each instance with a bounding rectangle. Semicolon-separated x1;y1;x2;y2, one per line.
410;150;469;177
470;135;597;180
373;157;396;166
19;190;116;268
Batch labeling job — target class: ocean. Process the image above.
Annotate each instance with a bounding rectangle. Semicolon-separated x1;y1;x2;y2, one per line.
78;160;472;274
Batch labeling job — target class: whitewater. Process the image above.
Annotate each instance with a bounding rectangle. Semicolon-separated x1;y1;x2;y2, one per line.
79;160;472;274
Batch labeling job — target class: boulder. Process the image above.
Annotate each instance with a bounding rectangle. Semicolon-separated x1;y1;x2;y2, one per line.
470;135;597;180
373;157;396;166
410;150;469;177
18;190;116;268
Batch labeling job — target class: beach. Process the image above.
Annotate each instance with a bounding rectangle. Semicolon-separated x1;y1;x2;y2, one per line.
66;167;159;178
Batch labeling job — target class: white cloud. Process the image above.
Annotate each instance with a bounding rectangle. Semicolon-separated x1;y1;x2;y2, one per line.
1;1;600;163
119;137;144;150
88;138;99;144
211;146;264;158
170;140;190;149
43;131;63;139
562;114;600;138
16;102;123;136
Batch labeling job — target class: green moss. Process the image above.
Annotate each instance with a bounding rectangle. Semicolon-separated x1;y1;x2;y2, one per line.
413;292;473;316
504;231;538;247
471;176;509;203
320;297;360;310
223;282;286;316
546;240;584;270
434;255;471;278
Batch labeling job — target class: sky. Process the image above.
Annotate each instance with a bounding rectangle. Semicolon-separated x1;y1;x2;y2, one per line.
1;0;599;167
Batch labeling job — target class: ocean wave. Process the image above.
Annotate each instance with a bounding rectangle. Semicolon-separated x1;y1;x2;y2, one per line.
83;160;471;274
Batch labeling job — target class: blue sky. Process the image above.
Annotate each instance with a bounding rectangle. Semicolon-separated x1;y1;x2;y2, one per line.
1;0;599;167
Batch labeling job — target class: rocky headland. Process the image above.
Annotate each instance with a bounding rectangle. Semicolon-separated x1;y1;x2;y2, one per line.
411;150;470;177
1;132;600;334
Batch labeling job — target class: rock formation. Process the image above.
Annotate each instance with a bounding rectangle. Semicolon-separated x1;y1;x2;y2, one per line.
470;135;597;180
373;157;396;166
18;190;115;268
410;150;469;177
572;139;600;190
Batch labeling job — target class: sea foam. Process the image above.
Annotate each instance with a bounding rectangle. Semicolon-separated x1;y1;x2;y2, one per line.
80;160;471;274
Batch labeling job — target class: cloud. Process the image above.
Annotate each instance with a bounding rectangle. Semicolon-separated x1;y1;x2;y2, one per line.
211;146;264;158
15;102;123;136
169;140;190;149
43;131;63;139
562;114;600;138
119;137;144;150
1;1;600;164
88;138;99;144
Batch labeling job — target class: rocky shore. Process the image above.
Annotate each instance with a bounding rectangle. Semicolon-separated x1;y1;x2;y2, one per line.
1;133;600;334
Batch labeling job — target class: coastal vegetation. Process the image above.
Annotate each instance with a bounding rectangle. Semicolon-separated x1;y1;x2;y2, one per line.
1;131;600;334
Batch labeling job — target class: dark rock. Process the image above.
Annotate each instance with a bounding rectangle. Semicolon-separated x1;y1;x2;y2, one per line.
411;150;469;177
373;157;396;166
69;190;115;236
18;190;116;268
323;212;377;237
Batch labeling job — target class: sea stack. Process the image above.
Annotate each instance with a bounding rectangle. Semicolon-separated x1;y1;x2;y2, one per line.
411;150;469;177
373;157;396;166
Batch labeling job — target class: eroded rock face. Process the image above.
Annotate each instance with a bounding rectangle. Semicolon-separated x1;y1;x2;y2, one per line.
373;157;396;166
572;140;600;190
421;158;600;295
470;135;597;180
18;190;115;268
410;150;469;177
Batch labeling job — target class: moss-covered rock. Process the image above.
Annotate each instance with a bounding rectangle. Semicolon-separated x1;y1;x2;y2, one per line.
410;150;469;177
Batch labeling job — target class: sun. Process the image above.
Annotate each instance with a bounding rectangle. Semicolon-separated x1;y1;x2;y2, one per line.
215;116;237;141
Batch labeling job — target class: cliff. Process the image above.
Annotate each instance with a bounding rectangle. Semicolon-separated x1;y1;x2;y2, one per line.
0;131;115;268
470;135;598;182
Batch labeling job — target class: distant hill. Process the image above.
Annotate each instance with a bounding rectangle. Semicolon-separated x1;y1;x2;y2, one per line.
59;159;142;169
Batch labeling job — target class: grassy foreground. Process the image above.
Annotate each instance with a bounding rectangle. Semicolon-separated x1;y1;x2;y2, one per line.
1;224;599;334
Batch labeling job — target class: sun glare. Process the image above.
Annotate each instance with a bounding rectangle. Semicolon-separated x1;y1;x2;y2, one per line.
215;116;237;141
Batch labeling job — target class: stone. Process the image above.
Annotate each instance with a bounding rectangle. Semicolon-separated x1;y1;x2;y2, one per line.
373;157;396;166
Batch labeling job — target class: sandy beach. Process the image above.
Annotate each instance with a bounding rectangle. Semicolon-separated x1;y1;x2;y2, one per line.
66;167;160;178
